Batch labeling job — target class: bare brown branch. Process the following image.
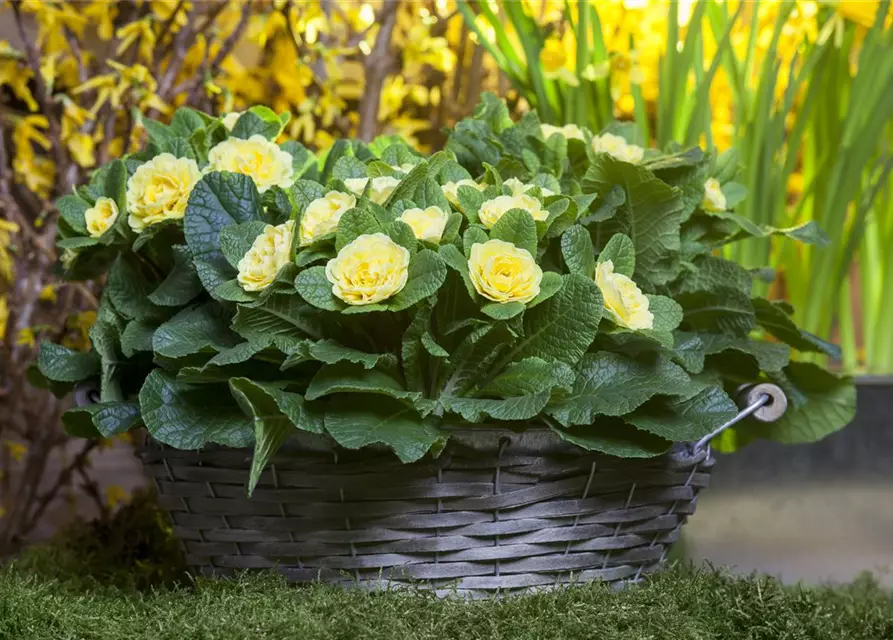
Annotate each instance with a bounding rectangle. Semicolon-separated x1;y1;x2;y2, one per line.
357;0;402;141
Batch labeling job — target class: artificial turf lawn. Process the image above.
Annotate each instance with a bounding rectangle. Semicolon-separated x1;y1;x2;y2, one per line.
1;495;891;640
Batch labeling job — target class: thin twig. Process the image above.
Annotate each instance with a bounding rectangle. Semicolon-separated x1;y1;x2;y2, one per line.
357;0;402;141
186;1;253;105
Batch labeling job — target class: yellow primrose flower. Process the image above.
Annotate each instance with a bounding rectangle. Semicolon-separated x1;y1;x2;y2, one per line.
208;135;295;193
391;163;417;174
221;111;242;130
343;175;401;204
478;194;547;229
441;179;485;207
399;206;449;244
595;260;653;331
325;233;410;306
126;153;202;233
85;197;119;238
592;133;645;164
300;190;356;245
504;177;556;199
468;239;542;304
237;220;294;292
541;123;586;142
701;178;727;213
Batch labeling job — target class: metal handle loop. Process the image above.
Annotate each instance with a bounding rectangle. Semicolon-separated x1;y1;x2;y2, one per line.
693;383;788;452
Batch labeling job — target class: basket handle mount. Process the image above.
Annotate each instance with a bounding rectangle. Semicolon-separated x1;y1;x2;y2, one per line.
694;383;787;452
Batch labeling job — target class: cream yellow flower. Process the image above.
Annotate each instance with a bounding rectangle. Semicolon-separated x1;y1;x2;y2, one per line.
701;178;727;213
595;260;653;330
478;194;547;229
441;179;485;207
126;153;201;232
541;123;585;141
325;233;410;305
504;177;556;199
84;197;119;238
299;190;356;246
237;220;294;292
221;111;242;130
399;206;449;244
592;133;645;164
207;134;294;193
343;175;401;204
468;239;542;304
391;163;417;174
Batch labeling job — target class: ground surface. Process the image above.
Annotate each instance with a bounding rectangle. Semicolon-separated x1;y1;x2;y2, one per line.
1;497;892;640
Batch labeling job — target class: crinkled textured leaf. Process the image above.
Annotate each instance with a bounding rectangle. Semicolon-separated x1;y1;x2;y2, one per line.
583;155;684;287
490;209;537;256
480;357;574;397
220;221;268;269
232;294;325;343
598;233;635;277
753;298;841;357
185;172;263;294
323;395;442;463
388;250;446;312
148;245;203;307
440;391;551;423
294;266;345;311
548;352;692;426
510;273;602;366
37;342;100;383
549;420;671;458
139;369;253;449
306;362;425;410
120;320;156;357
627;386;738;442
560;226;595;277
153;302;239;358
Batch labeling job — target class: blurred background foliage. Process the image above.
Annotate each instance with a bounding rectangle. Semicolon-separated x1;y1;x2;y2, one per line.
0;0;891;552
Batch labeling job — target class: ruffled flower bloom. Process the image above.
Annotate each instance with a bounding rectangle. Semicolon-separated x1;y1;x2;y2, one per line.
126;153;201;232
399;206;449;244
592;133;645;164
299;191;356;245
237;220;294;292
701;178;727;213
84;197;119;237
595;260;653;330
343;175;401;204
325;233;410;305
207;134;294;193
478;194;547;229
468;239;543;304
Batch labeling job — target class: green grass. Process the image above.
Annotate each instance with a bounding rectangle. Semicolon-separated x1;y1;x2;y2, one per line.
1;494;892;640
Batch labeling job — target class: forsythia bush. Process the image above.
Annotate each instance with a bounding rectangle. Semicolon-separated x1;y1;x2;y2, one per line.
35;98;855;492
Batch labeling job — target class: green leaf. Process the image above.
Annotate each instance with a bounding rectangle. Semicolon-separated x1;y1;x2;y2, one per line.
388;250;447;311
647;295;684;334
335;207;381;250
528;271;564;308
170;107;208;137
583;155;684;287
56;194;91;234
332;156;368;181
384;161;429;206
120;319;155;357
547;352;692;427
231;294;325;343
323;395;443;462
229;377;323;494
148;245;203;307
294;266;344;312
480;357;574;397
57;236;100;250
37;342;100;383
752;298;841;357
306;362;425;409
104;160;128;222
627;385;738;442
560;225;595;277
139;369;253;449
481;301;525;320
231;106;290;140
440;392;551;422
214;279;256;303
107;255;165;321
184;171;263;294
678;289;755;336
220;221;268;269
291;339;396;371
753;363;856;444
489;209;537;256
289;179;327;215
62;402;141;439
509;273;603;366
439;244;477;300
153;302;239;358
548;419;671;458
598;233;635;277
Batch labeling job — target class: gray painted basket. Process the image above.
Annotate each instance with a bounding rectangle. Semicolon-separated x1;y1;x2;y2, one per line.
140;428;716;597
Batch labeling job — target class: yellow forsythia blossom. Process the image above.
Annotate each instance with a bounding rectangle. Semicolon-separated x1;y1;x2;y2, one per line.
325;233;410;306
126;153;202;233
468;239;543;304
399;206;450;244
299;191;357;246
207;135;295;194
595;260;654;331
237;221;295;292
478;194;547;229
85;197;119;238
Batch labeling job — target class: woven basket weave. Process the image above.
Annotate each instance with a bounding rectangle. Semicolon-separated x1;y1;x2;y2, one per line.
141;428;714;596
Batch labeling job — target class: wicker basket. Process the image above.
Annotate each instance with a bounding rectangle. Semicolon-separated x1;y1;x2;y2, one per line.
141;428;716;597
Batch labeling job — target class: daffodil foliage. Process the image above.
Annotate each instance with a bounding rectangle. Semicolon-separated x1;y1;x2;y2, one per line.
35;98;855;491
